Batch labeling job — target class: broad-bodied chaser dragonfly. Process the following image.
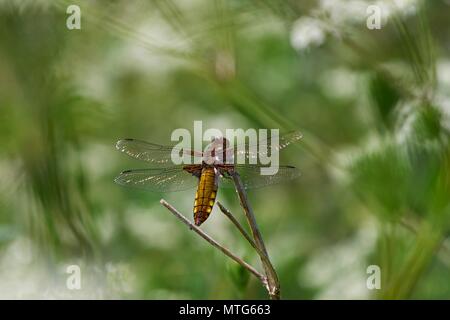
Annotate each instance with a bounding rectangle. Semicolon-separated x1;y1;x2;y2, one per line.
115;131;302;226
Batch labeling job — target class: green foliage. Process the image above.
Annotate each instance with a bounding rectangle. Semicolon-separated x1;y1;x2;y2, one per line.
227;258;250;295
369;74;400;129
0;0;449;299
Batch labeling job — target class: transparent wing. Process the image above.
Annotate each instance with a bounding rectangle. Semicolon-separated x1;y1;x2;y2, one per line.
116;139;203;166
212;130;303;164
114;166;200;192
219;165;301;189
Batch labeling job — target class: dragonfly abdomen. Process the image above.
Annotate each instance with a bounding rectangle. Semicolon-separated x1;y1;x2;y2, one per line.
194;167;218;226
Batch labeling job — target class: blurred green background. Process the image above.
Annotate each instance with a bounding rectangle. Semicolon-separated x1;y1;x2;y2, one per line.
0;0;449;299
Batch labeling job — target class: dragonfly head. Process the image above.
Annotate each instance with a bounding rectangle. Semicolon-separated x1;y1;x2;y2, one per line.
203;136;234;165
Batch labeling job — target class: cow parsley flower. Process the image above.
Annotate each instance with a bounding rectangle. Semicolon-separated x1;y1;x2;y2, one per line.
290;17;326;51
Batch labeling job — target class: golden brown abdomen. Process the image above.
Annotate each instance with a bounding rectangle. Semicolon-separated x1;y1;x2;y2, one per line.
194;167;218;226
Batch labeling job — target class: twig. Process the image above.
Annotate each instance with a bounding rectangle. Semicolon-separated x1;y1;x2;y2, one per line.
217;201;272;263
160;172;281;300
217;201;259;251
160;199;266;284
230;171;281;300
217;200;280;298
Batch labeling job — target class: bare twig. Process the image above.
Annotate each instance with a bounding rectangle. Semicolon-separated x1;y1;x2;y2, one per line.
217;201;259;252
160;171;281;300
160;199;266;283
217;200;280;298
217;201;274;262
230;172;281;300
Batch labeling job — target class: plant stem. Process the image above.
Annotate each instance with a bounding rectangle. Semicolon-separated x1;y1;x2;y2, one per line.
160;199;266;284
383;222;442;299
230;171;281;300
217;201;266;259
401;217;450;266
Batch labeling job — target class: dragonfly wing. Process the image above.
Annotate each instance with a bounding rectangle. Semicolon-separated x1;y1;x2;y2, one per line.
213;130;302;163
219;165;300;189
114;166;201;192
116;139;203;166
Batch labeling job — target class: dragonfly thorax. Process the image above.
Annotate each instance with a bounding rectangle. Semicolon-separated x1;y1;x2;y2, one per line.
203;137;234;165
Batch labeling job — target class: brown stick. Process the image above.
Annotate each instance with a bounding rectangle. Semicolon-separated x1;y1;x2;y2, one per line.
217;201;271;261
217;201;259;251
230;172;281;300
160;199;266;284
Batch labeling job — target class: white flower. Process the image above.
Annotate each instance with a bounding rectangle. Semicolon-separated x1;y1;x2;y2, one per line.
320;0;368;25
372;0;417;20
317;0;418;29
391;0;417;16
290;17;326;51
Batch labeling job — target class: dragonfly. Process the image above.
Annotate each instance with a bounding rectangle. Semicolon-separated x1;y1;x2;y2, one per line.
115;131;302;226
